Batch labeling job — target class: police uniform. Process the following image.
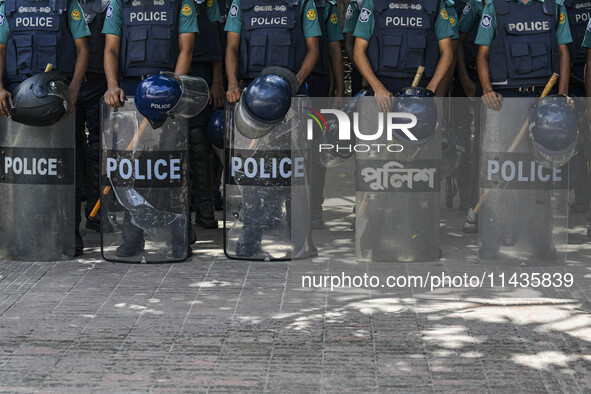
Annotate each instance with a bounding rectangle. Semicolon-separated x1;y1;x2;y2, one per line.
102;0;198;257
0;0;91;256
566;1;591;213
343;0;364;94
353;0;456;93
188;0;222;229
224;0;321;256
475;0;572;96
78;0;111;233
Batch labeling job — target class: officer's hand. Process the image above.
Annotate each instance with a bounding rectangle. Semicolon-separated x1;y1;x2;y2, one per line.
226;85;242;103
210;80;226;109
460;75;477;99
374;86;393;113
0;88;11;117
481;89;502;111
67;84;79;116
105;86;125;108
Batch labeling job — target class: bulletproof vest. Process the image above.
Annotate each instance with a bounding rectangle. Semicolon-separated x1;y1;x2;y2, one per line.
565;0;591;81
456;0;478;68
366;0;440;80
489;0;559;88
239;0;307;79
193;2;222;64
81;0;110;74
120;0;179;77
312;0;333;75
4;0;77;83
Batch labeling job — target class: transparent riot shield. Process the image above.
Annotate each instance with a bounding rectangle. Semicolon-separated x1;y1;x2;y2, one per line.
224;98;313;260
100;99;190;263
478;98;569;264
355;96;441;262
0;116;76;260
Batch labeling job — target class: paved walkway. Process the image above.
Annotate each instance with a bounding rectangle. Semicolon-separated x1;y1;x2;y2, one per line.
1;164;591;392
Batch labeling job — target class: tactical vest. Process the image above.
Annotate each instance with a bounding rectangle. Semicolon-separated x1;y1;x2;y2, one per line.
4;0;77;83
366;0;440;80
120;0;179;77
312;0;333;75
81;0;110;74
239;0;307;79
489;0;559;88
456;0;478;69
565;0;591;81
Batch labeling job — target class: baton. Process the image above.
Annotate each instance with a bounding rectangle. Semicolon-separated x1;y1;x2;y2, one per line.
88;116;149;219
473;72;559;214
357;66;425;215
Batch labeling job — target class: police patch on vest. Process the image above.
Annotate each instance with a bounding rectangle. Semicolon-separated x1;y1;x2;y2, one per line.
71;9;81;21
330;13;337;24
306;9;316;20
359;7;371;23
106;5;113;18
229;3;238;17
481;13;492;28
182;4;192;15
440;8;448;20
559;12;566;24
345;5;353;19
463;3;470;14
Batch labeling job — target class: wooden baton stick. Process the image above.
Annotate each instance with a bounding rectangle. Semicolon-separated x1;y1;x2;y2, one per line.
473;72;559;214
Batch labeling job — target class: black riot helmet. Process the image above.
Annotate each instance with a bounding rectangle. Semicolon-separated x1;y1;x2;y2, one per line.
10;70;70;127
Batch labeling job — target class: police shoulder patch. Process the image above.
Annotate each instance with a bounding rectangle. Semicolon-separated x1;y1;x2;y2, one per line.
330;12;337;24
449;16;456;27
481;13;492;28
345;5;354;19
71;9;81;21
182;4;192;15
207;0;214;7
462;3;470;14
588;19;591;32
0;14;4;26
229;3;238;17
359;7;371;23
106;5;113;19
559;12;565;24
440;8;448;20
306;8;316;21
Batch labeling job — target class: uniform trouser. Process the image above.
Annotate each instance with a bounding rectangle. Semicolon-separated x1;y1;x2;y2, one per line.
569;84;591;207
76;75;108;220
306;72;331;220
189;123;216;220
351;68;363;96
240;186;289;244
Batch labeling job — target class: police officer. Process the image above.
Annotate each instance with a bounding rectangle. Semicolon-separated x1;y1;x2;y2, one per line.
0;0;91;256
580;17;591;236
476;0;572;110
224;0;321;256
353;0;456;113
79;0;111;234
102;0;198;257
566;1;591;214
308;0;344;229
343;0;365;95
189;0;224;229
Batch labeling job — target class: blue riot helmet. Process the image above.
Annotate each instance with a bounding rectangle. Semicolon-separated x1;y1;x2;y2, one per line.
529;95;579;168
390;87;438;163
207;109;225;149
134;74;182;129
10;70;70;127
235;67;299;139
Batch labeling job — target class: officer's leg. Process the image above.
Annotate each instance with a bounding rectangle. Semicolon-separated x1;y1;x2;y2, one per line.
189;126;218;228
212;154;223;211
116;212;146;257
236;186;266;256
74;102;87;256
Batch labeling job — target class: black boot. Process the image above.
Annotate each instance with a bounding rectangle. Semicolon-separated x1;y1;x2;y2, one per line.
190;127;218;229
116;214;145;257
236;225;264;257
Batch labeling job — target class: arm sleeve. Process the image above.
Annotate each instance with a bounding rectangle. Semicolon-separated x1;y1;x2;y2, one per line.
300;0;322;38
101;0;123;36
224;0;242;34
178;0;199;34
68;0;91;39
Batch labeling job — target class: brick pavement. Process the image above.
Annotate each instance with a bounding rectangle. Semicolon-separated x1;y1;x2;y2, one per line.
1;165;591;392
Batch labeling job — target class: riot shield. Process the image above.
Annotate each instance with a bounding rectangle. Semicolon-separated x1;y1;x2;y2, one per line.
100;99;190;263
478;98;569;264
224;98;313;260
0;116;76;260
355;97;441;262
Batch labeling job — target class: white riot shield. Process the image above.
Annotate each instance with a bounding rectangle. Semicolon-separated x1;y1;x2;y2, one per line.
100;99;190;263
478;98;569;264
0;116;76;260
